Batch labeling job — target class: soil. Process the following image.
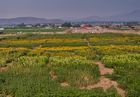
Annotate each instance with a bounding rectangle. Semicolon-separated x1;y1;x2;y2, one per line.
80;76;125;97
60;82;69;87
44;61;126;97
95;62;113;76
80;61;126;97
0;67;7;72
49;71;57;80
0;94;12;97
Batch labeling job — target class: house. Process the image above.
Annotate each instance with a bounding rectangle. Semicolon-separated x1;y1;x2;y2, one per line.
0;28;4;31
58;26;62;29
0;28;4;34
26;24;33;28
45;26;52;29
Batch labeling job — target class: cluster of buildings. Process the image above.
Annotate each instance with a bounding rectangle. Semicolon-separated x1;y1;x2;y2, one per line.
0;22;140;34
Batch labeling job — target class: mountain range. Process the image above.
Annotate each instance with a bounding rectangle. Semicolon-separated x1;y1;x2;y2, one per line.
0;17;64;25
72;10;140;22
0;10;140;25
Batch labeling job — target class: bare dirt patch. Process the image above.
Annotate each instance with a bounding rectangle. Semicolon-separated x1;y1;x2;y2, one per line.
6;95;12;97
49;71;70;87
0;67;7;72
95;62;113;75
80;61;126;97
0;94;12;97
48;61;126;97
80;76;113;90
80;76;126;97
60;81;69;87
49;71;57;80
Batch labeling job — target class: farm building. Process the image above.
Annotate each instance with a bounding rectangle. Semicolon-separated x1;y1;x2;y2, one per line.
0;28;4;34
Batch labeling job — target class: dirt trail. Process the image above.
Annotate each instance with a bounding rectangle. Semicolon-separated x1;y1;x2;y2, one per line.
0;63;13;72
95;62;125;97
84;39;91;47
49;71;69;87
60;81;69;87
95;62;113;75
0;94;12;97
48;61;126;97
80;62;126;97
0;67;7;72
0;34;23;37
49;71;57;80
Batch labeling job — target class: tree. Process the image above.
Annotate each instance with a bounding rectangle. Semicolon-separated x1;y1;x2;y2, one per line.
17;23;26;28
62;22;72;27
72;24;80;27
124;22;139;26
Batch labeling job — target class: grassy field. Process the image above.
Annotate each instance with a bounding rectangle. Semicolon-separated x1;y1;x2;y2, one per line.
4;28;65;34
0;33;140;97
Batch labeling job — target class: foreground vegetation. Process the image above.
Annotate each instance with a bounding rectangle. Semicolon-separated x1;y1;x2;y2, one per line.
0;33;140;97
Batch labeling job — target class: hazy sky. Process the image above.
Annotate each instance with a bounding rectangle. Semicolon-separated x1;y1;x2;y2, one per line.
0;0;140;19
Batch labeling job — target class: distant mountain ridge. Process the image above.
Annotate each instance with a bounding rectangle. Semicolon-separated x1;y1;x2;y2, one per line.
0;17;64;25
0;10;140;25
72;10;140;22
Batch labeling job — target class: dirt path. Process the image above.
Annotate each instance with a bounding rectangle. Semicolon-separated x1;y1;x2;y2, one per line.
95;62;113;75
0;67;7;72
84;38;91;47
49;71;70;87
72;28;140;35
95;62;126;97
60;81;69;87
48;61;126;97
0;63;13;72
49;71;57;80
80;62;126;97
0;34;24;37
0;94;12;97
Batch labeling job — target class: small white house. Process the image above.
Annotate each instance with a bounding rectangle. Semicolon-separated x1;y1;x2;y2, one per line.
0;28;4;34
0;28;4;31
26;25;32;28
45;26;52;29
58;26;62;29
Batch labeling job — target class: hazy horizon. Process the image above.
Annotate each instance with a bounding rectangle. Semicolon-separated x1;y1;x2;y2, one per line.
0;0;140;19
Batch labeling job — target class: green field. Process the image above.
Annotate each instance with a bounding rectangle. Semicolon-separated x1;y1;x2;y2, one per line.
0;33;140;97
4;28;65;34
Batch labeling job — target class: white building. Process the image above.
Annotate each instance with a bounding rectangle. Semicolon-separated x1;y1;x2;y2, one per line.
0;28;4;34
0;28;4;31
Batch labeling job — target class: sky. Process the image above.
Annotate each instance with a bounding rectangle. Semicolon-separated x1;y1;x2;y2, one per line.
0;0;140;19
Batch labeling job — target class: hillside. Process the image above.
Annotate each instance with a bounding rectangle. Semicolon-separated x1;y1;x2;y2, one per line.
0;17;64;25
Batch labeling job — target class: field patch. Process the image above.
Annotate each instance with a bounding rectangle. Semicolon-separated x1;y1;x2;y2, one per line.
0;33;140;97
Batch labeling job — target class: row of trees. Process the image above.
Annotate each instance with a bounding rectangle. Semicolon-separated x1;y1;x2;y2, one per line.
14;22;81;28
